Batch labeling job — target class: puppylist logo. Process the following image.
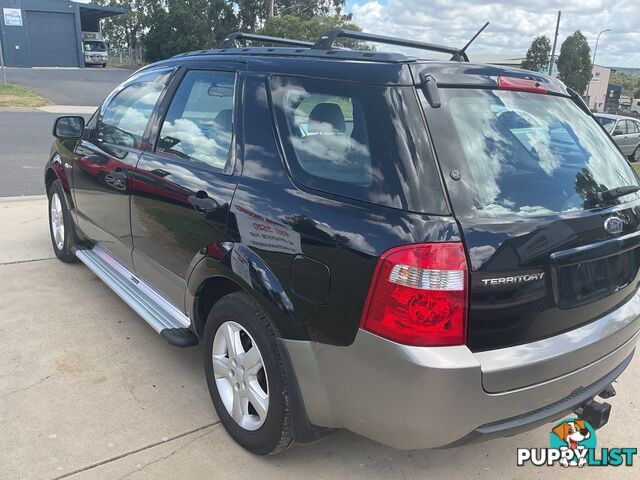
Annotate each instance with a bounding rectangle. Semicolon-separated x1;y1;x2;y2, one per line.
517;417;637;468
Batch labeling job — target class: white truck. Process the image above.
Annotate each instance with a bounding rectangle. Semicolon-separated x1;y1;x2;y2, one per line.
82;32;108;68
631;99;640;115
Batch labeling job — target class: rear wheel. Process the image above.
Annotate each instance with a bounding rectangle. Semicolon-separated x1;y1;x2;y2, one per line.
632;146;640;163
203;292;294;455
48;179;78;263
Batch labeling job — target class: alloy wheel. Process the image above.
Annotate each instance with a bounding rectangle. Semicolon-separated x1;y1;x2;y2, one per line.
50;192;65;251
635;147;640;163
212;321;269;431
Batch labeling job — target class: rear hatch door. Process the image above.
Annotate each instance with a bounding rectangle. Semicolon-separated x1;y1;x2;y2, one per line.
418;78;640;372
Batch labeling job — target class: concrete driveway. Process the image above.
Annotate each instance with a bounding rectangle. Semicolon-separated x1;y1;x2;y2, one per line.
1;196;639;479
3;67;132;106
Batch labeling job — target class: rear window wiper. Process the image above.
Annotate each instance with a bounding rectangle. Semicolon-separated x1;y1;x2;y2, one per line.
597;185;640;203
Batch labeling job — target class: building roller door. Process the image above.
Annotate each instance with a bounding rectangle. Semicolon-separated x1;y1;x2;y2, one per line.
26;11;79;67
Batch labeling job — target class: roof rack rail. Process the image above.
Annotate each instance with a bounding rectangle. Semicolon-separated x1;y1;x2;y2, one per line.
313;29;468;61
219;32;314;49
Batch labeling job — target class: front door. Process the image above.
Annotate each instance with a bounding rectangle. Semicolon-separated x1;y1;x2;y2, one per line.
130;68;239;307
73;69;173;268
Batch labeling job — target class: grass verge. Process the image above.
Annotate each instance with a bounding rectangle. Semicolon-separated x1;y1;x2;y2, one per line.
0;83;49;108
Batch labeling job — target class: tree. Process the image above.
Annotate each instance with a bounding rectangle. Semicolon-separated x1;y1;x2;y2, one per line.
144;0;237;62
235;0;345;32
521;36;550;72
557;31;592;93
257;14;369;49
142;0;354;62
96;0;158;50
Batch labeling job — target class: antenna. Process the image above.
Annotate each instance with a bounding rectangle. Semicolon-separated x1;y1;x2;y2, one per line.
451;22;489;61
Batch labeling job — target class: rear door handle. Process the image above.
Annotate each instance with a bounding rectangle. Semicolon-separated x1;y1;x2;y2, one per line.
188;192;219;213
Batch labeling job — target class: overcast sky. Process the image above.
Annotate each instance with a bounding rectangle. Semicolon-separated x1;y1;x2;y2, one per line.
345;0;640;68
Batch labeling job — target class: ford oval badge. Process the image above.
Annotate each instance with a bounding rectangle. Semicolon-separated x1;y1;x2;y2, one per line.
604;216;624;235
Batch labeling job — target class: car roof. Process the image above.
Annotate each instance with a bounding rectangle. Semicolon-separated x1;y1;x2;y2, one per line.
137;47;568;93
595;113;636;121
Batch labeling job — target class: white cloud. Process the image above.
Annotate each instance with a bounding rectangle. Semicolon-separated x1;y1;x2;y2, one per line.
347;0;640;67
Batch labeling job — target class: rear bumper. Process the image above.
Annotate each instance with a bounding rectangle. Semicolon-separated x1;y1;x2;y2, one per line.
285;293;640;449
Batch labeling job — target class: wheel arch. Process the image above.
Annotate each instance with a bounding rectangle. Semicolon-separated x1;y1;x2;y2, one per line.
187;243;307;342
45;153;75;209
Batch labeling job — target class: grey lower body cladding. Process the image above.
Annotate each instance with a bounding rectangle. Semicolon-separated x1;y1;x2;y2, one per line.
284;292;640;449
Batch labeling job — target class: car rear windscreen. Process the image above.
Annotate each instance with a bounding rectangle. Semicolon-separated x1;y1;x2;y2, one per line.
421;89;640;218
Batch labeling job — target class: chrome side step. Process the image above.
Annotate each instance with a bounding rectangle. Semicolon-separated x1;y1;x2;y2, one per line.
75;245;198;347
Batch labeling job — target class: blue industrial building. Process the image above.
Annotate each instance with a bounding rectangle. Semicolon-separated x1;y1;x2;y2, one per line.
0;0;124;68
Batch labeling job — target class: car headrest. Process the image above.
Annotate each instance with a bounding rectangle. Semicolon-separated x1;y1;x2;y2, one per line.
214;109;233;131
308;103;345;134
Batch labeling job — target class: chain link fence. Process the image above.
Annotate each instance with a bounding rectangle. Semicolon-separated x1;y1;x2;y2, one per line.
107;47;146;67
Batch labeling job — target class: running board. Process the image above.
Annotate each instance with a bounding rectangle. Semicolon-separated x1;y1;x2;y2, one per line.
74;245;198;347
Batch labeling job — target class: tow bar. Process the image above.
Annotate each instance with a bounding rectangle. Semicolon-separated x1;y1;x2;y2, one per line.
574;383;616;430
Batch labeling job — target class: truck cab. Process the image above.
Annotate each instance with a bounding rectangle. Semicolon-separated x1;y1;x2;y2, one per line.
82;32;108;68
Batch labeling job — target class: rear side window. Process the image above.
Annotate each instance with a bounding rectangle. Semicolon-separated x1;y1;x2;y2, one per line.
422;89;640;218
271;76;447;214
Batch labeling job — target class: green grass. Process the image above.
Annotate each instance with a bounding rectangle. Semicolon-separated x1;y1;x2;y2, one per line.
632;163;640;178
0;83;49;108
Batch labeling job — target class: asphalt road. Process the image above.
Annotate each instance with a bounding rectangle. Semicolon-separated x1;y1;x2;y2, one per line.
0;68;130;197
3;67;132;106
0;111;63;197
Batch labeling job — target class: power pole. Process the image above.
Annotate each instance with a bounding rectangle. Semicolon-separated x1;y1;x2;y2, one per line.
548;10;561;75
0;21;7;85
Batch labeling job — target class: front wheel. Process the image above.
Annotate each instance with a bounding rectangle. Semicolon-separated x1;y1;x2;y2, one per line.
203;292;294;455
632;146;640;163
48;179;78;263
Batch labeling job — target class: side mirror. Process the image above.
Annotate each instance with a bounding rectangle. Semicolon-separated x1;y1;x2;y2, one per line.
613;128;624;137
53;116;85;139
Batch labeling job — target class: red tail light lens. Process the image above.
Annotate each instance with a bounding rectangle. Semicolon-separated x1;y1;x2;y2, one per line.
360;243;468;346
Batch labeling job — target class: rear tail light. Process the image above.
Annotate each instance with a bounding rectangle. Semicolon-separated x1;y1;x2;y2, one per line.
360;243;468;346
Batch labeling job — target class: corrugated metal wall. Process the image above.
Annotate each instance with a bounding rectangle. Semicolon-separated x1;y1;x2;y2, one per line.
0;0;84;67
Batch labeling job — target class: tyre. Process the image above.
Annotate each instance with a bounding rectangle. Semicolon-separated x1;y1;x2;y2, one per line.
48;179;78;263
203;292;294;455
102;64;107;68
631;146;640;163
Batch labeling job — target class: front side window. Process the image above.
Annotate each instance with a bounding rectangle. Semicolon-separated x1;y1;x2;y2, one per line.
271;76;447;214
422;89;640;218
156;70;235;171
96;70;170;149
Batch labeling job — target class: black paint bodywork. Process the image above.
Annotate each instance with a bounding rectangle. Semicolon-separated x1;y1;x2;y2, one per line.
44;50;640;351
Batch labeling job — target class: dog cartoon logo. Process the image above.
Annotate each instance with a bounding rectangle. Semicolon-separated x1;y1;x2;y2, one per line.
550;418;596;467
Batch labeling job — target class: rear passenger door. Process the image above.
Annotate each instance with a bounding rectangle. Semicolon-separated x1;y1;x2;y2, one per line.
628;120;640;155
614;120;634;155
130;67;239;308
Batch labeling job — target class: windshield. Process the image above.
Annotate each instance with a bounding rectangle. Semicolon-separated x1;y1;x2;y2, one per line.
84;41;106;52
423;89;639;218
596;116;616;132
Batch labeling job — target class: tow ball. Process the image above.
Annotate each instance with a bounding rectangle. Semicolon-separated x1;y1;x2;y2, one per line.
574;383;616;430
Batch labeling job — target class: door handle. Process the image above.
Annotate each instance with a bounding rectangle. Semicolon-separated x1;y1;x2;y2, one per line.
188;192;219;213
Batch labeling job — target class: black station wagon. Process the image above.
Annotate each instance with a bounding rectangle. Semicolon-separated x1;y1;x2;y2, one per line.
45;29;640;454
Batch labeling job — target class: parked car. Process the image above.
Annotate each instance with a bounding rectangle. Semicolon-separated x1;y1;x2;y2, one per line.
595;113;640;162
45;30;640;455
